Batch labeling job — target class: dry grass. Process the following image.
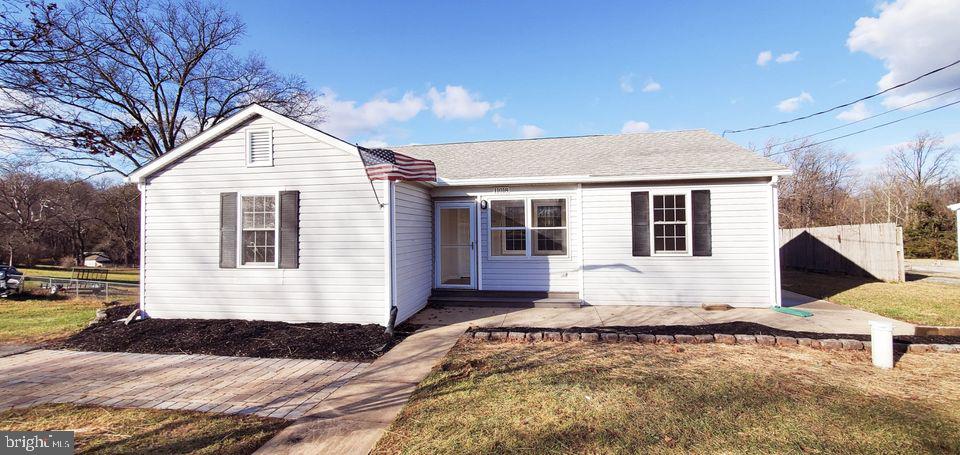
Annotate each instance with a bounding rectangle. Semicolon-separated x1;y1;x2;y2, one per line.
782;269;960;326
0;404;288;454
18;266;140;284
374;342;960;454
0;296;103;344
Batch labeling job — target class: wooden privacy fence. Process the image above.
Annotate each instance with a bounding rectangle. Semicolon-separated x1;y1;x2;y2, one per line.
779;223;905;282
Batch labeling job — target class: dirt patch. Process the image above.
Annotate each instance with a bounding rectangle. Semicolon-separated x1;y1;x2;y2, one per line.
471;321;960;345
54;304;419;362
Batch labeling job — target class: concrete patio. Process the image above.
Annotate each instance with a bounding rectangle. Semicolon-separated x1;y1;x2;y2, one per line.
407;290;917;336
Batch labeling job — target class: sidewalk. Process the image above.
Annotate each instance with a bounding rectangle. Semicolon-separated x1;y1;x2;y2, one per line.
254;323;467;454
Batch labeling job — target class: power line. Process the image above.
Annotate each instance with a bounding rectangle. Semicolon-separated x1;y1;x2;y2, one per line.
723;57;960;136
765;98;960;157
767;86;960;148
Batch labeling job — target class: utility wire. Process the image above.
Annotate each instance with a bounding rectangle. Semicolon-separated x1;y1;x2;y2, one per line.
765;98;960;157
723;57;960;136
767;86;960;148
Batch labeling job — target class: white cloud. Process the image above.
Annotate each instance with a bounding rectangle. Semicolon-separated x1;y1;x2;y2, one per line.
776;92;813;112
491;113;516;129
427;85;500;120
493;113;544;139
756;50;773;66
775;51;800;63
619;74;635;93
836;101;873;121
621;120;651;134
642;79;662;92
848;0;960;108
358;138;389;148
519;124;545;139
317;89;425;138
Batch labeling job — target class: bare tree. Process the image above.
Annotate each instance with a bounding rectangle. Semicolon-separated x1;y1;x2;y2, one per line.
759;139;859;228
0;0;323;175
95;182;139;265
884;131;956;203
0;159;57;265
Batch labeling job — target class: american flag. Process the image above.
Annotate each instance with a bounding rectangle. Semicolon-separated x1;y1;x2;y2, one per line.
358;146;437;182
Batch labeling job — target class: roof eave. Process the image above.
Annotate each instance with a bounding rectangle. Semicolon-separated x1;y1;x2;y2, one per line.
435;169;792;187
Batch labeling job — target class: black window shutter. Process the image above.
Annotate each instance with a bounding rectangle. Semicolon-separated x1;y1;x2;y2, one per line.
219;192;238;268
278;190;300;269
631;191;650;256
692;190;712;256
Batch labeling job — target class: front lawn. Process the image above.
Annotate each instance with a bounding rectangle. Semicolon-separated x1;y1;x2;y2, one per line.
782;269;960;326
374;342;960;454
0;296;103;344
17;266;140;284
0;404;287;454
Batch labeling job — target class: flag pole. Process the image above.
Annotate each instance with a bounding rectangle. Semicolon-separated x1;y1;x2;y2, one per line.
357;144;385;208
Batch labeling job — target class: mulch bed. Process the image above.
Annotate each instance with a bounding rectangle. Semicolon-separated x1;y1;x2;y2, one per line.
472;322;960;345
53;303;419;362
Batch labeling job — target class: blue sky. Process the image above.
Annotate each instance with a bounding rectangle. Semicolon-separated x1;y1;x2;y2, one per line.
232;0;960;172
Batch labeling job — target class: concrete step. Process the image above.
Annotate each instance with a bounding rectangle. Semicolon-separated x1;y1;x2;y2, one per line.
427;294;582;309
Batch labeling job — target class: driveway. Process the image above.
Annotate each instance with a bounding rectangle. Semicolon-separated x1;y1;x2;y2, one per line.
0;349;367;420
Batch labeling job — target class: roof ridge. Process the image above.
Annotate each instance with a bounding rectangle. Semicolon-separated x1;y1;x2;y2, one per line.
392;128;710;148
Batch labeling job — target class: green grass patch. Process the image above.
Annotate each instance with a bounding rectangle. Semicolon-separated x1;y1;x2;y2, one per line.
18;266;140;284
0;296;102;344
374;342;960;454
0;404;288;454
782;269;960;326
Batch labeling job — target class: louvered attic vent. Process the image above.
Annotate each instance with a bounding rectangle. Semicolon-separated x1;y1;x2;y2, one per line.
246;128;273;166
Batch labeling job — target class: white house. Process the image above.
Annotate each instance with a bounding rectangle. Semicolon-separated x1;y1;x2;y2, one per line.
950;203;960;265
127;105;790;326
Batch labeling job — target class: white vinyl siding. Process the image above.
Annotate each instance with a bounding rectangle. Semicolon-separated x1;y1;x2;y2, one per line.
582;181;775;307
393;182;434;323
142;115;387;324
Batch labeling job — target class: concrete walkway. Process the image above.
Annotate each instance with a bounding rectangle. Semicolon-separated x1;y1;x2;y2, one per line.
0;350;367;420
408;290;916;336
254;323;466;454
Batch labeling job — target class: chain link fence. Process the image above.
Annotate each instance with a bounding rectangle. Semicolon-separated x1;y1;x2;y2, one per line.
21;276;139;302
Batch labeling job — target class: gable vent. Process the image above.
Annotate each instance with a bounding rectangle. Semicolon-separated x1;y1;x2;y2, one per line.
246;128;273;166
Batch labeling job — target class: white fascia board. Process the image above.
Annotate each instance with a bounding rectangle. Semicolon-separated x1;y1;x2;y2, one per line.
949;203;960;211
434;169;793;187
127;104;359;184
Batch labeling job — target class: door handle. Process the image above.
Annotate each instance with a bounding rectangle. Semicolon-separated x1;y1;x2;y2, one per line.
471;241;475;250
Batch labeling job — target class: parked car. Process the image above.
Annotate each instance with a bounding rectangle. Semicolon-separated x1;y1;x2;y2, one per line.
0;266;24;297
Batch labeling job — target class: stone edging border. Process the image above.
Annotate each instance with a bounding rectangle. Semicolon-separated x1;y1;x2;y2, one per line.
463;330;960;354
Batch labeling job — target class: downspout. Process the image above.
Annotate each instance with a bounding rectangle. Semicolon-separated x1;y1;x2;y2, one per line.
383;180;398;335
137;182;147;315
770;176;783;307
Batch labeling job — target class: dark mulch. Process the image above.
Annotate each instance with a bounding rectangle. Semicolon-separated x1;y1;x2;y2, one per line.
471;322;960;345
54;303;420;362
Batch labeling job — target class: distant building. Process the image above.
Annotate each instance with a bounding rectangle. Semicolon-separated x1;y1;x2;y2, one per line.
83;252;112;268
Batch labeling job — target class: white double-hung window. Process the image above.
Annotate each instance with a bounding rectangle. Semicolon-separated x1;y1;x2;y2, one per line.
490;198;567;257
652;193;689;254
240;194;277;265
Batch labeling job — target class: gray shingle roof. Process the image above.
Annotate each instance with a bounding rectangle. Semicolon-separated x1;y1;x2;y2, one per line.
392;129;787;181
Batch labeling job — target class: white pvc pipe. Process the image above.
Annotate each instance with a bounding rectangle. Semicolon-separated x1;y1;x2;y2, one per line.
869;321;894;369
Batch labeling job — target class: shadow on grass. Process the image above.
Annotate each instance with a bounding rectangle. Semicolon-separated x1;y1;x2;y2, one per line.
780;268;879;300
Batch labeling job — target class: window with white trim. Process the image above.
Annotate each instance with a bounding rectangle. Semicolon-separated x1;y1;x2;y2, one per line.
241;195;277;264
246;128;273;166
490;200;526;256
532;199;567;255
489;198;567;257
652;194;687;254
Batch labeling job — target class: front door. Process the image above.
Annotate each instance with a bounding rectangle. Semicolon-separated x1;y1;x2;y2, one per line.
436;202;477;288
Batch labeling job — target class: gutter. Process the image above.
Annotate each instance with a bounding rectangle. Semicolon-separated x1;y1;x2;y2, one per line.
432;169;792;187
